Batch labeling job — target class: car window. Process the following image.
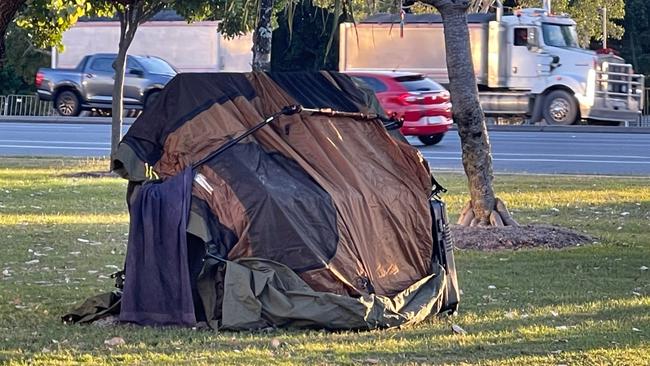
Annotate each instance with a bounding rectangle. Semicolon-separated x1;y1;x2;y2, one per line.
136;57;176;74
355;76;388;93
89;57;114;73
126;57;140;71
395;75;445;92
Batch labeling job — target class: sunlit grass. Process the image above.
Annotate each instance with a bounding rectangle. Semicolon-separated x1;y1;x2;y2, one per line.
1;158;648;365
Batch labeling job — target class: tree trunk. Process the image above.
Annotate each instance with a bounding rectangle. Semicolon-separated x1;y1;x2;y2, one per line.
439;5;495;225
252;0;274;71
419;0;516;226
0;0;26;67
110;9;138;161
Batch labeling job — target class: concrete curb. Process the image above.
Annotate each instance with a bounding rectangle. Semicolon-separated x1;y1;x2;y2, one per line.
1;116;649;133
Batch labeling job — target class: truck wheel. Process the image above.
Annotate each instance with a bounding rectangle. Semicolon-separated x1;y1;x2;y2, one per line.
418;133;445;146
543;90;578;125
144;91;160;110
55;90;81;117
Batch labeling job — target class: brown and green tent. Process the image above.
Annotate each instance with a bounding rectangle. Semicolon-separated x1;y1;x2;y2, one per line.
65;71;459;330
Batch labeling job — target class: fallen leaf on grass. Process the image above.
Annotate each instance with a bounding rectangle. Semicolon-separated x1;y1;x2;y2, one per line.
364;358;379;364
632;328;642;332
640;266;648;271
104;336;125;347
270;338;281;349
452;324;467;335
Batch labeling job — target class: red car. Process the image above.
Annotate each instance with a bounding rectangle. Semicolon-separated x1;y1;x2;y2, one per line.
347;71;453;145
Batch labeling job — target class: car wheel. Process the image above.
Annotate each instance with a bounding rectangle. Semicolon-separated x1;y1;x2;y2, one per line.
144;91;160;110
543;90;578;125
418;133;445;146
55;90;81;117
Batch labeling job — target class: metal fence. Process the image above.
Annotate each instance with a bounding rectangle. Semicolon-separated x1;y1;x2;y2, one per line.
0;94;55;116
639;88;650;127
1;91;650;125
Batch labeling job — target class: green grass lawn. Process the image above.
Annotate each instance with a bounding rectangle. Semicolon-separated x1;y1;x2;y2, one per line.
1;158;648;365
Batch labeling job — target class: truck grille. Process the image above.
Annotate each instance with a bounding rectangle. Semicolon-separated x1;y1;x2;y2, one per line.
596;62;644;109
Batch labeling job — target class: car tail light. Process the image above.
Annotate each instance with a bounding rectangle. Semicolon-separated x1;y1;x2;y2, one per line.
397;93;422;105
35;72;44;87
398;92;450;105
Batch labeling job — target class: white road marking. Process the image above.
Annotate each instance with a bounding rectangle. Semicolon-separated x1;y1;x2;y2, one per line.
0;139;109;146
0;144;110;151
422;156;650;164
420;151;650;159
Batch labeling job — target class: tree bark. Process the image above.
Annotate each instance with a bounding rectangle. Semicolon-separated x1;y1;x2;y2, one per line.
418;0;516;226
0;0;26;67
439;4;495;225
252;0;274;71
111;6;139;161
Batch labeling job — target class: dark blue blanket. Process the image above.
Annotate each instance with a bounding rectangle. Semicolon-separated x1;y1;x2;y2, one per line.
120;167;196;326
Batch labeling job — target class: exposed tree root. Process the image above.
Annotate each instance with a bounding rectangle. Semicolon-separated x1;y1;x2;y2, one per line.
457;197;519;227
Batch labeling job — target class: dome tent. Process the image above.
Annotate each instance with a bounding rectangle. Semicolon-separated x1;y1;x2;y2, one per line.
64;71;459;329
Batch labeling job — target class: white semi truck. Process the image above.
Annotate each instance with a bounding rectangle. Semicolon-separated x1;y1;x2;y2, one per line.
339;3;644;125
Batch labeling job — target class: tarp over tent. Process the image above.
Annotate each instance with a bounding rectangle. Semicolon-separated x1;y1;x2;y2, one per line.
65;71;458;330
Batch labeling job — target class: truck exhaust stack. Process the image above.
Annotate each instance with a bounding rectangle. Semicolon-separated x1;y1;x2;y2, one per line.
543;0;551;13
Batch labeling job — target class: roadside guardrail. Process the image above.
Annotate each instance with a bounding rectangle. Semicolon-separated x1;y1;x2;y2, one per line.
1;94;55;117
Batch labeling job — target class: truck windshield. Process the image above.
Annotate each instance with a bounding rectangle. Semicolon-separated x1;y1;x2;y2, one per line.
137;57;177;75
542;23;580;48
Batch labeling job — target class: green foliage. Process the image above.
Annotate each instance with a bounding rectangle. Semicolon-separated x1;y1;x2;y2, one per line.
510;0;624;46
15;0;103;52
0;23;50;94
271;0;344;71
176;0;289;39
619;0;650;77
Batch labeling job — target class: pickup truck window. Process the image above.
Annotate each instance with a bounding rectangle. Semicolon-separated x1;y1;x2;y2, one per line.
90;58;114;73
137;57;176;75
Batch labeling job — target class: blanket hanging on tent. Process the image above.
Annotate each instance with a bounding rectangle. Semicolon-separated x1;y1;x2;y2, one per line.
119;167;196;326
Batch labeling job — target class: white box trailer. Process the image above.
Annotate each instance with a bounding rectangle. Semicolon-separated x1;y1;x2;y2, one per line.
55;11;253;73
340;6;644;125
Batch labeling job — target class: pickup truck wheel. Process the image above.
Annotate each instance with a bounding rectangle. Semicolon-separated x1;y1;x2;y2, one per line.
543;90;578;125
144;91;160;110
418;133;445;146
55;91;81;117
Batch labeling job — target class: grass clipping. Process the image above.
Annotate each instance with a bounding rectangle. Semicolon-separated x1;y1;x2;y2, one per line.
451;224;593;251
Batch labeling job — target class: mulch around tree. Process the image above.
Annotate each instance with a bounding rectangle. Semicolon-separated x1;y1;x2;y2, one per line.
451;224;593;251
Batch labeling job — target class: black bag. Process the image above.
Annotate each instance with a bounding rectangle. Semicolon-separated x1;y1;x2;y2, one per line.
429;177;460;314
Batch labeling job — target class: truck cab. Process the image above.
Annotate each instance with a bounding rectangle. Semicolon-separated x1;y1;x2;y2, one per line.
493;8;644;124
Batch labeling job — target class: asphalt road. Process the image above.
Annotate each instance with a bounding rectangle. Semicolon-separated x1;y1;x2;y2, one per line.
0;122;649;176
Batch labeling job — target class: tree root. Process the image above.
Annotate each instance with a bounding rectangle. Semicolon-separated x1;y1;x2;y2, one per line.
457;197;519;227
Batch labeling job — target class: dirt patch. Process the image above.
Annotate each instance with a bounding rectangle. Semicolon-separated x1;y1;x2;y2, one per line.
62;171;116;178
451;224;593;251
